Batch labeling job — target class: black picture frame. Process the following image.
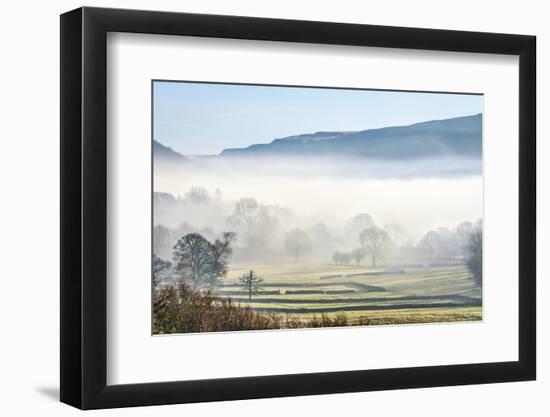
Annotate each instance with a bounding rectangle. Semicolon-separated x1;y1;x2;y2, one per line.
60;6;536;410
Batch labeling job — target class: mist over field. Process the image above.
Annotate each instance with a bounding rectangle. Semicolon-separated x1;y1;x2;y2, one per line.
154;156;482;244
151;84;484;333
153;154;482;272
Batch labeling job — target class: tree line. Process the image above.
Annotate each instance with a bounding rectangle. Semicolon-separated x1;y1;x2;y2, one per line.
331;220;482;287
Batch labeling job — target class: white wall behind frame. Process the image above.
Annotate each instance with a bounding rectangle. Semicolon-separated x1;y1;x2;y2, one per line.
1;1;545;416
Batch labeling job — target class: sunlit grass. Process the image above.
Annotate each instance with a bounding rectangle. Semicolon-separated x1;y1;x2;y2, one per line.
213;259;481;325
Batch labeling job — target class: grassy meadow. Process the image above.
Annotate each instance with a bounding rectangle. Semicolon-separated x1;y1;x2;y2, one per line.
211;260;482;326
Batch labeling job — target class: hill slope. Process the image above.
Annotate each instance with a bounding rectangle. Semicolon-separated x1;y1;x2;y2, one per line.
220;113;482;159
153;140;188;164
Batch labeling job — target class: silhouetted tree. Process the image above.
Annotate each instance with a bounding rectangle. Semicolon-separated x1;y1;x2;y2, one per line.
465;222;482;287
239;270;264;300
228;198;262;229
152;254;171;289
214;232;236;269
359;226;392;267
172;232;233;289
227;198;278;254
417;230;441;259
345;213;376;241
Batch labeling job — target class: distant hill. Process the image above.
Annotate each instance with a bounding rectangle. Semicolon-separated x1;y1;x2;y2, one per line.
153;140;188;164
220;114;482;159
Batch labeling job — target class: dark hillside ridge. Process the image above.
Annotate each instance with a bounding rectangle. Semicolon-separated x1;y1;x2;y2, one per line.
153;140;189;163
220;113;482;159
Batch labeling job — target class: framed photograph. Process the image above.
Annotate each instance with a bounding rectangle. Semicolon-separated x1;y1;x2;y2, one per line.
60;6;536;409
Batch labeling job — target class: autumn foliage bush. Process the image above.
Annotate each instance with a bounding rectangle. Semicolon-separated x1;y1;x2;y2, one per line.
153;283;349;334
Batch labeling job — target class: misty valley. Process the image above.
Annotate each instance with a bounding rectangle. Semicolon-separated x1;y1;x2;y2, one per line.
152;114;483;334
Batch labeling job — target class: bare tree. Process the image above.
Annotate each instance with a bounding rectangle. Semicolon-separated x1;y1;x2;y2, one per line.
213;232;236;269
239;270;264;300
465;221;482;287
345;213;375;241
359;226;392;267
227;198;278;254
417;230;441;259
284;228;312;261
228;198;262;229
152;254;171;289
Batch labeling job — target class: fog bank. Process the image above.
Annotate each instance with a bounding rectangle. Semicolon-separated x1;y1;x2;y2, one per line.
154;156;482;242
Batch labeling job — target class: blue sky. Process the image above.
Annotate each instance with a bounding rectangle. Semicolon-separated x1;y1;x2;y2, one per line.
153;81;482;155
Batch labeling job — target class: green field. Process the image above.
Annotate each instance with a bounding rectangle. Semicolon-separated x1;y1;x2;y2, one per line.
213;260;482;325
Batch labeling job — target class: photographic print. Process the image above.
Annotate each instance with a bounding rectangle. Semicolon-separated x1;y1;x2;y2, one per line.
152;81;483;334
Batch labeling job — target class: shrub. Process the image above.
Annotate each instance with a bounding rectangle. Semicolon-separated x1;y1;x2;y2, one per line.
153;283;352;333
153;283;279;334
